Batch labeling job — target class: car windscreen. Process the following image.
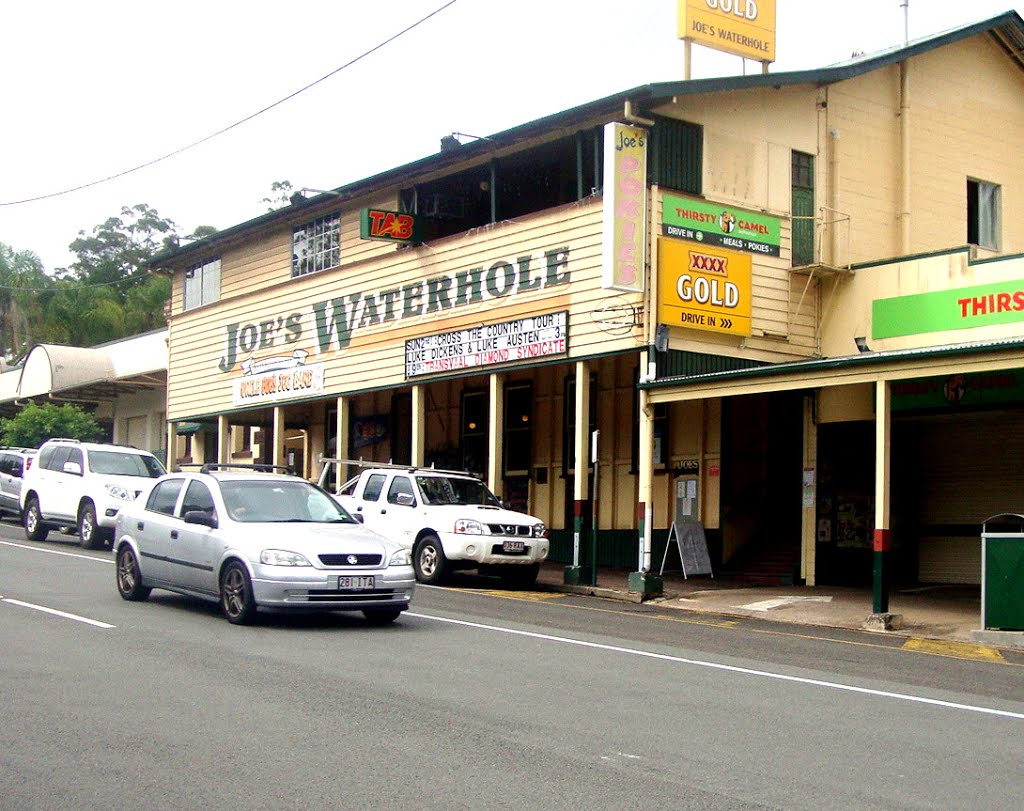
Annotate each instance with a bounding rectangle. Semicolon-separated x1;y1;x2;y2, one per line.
220;480;359;523
88;451;166;478
415;475;500;506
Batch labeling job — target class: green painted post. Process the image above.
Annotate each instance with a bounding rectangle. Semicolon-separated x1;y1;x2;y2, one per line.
873;529;890;614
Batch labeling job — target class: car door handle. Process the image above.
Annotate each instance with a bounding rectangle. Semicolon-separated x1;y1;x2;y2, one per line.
170;530;178;540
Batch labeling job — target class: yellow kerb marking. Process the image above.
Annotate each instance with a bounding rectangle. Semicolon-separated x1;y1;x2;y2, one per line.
463;589;566;601
902;638;1006;663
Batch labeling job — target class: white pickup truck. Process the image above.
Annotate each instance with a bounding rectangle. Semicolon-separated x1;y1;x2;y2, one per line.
319;459;549;586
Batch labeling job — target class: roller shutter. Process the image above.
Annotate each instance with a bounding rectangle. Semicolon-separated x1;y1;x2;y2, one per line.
894;409;1024;584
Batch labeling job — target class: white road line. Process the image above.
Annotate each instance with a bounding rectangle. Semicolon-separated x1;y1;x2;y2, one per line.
0;540;113;563
2;598;115;629
406;612;1024;721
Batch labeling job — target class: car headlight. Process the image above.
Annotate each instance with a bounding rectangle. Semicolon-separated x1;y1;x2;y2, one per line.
260;549;312;566
454;519;485;535
389;548;412;566
105;483;132;501
532;523;547;538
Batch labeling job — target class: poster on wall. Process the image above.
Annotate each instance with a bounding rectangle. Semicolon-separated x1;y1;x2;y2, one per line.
351;415;388;449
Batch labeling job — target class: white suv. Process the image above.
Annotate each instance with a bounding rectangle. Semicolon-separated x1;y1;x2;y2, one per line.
21;439;166;549
321;459;549;586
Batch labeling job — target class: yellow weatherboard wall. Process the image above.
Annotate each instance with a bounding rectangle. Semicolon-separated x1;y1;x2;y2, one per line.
658;239;752;336
678;0;776;63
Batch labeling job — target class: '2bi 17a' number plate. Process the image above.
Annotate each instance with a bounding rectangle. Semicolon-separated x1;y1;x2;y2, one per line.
338;576;375;590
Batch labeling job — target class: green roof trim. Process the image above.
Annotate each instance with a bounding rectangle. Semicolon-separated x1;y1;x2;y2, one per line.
642;338;1024;391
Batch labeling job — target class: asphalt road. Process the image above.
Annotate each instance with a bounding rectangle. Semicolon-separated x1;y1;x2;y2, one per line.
2;522;1022;811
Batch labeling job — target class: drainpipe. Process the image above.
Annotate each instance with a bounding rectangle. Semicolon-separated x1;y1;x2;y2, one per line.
899;61;911;254
828;124;840;266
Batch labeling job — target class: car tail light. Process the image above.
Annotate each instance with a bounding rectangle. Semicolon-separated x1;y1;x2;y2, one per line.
25;458;33;470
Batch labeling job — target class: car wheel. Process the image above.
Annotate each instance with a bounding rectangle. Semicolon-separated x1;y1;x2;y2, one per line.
414;534;448;585
500;562;540;588
116;546;151;601
362;607;403;625
78;501;109;550
220;561;257;625
23;497;49;542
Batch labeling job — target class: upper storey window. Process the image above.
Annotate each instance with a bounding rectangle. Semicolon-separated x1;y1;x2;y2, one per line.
967;179;1000;251
183;258;220;311
292;212;340;277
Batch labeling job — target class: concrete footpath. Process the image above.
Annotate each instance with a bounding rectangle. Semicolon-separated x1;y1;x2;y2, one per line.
534;562;1024;651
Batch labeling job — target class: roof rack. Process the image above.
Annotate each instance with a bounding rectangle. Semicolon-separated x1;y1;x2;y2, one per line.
178;463;296;475
317;456;476;478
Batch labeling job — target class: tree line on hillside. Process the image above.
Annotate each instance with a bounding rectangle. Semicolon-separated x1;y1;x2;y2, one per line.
0;182;295;361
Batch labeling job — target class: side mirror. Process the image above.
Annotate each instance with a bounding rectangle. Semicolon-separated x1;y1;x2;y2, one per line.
63;461;83;476
354;513;364;523
394;492;415;507
183;510;218;529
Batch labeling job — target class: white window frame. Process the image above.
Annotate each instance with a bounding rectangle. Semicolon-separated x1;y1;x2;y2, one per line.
183;258;221;312
292;212;341;277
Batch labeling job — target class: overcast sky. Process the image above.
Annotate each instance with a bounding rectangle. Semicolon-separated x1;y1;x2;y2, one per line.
1;0;1020;273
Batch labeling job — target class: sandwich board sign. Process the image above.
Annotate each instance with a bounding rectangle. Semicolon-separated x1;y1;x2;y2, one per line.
660;521;713;579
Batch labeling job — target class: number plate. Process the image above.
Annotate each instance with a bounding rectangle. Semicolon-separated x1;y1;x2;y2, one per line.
502;540;525;553
338;575;376;591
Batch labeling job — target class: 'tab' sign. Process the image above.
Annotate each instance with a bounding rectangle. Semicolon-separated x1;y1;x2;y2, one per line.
359;208;421;244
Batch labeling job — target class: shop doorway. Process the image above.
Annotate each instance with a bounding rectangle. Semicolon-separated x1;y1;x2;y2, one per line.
720;391;804;582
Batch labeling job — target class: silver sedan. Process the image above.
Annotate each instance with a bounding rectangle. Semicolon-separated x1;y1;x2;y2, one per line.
114;466;415;624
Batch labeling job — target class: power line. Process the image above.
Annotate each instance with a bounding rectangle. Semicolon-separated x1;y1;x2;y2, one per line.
0;0;460;207
0;269;157;292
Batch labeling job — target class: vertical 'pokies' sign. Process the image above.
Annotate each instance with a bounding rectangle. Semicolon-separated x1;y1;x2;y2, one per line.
602;122;648;293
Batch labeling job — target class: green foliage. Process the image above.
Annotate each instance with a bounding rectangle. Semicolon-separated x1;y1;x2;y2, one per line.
0;402;103;448
1;203;204;352
262;180;295;211
64;203;178;296
124;275;172;334
0;243;51;358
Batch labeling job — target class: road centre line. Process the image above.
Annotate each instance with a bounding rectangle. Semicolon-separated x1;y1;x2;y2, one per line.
406;612;1024;721
2;597;115;629
0;540;113;564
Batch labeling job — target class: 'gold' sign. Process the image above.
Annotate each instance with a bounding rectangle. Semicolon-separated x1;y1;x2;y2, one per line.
658;239;752;336
678;0;776;63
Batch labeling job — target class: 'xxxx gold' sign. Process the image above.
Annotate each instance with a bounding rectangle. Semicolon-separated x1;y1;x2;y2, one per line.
658;240;752;336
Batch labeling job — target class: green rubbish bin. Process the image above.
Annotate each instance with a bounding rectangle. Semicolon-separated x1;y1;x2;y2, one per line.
981;514;1024;631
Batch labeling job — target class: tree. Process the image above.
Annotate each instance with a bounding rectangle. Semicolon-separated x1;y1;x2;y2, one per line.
0;401;103;448
39;282;124;346
64;203;178;297
124;274;172;334
262;181;295;211
0;242;51;358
